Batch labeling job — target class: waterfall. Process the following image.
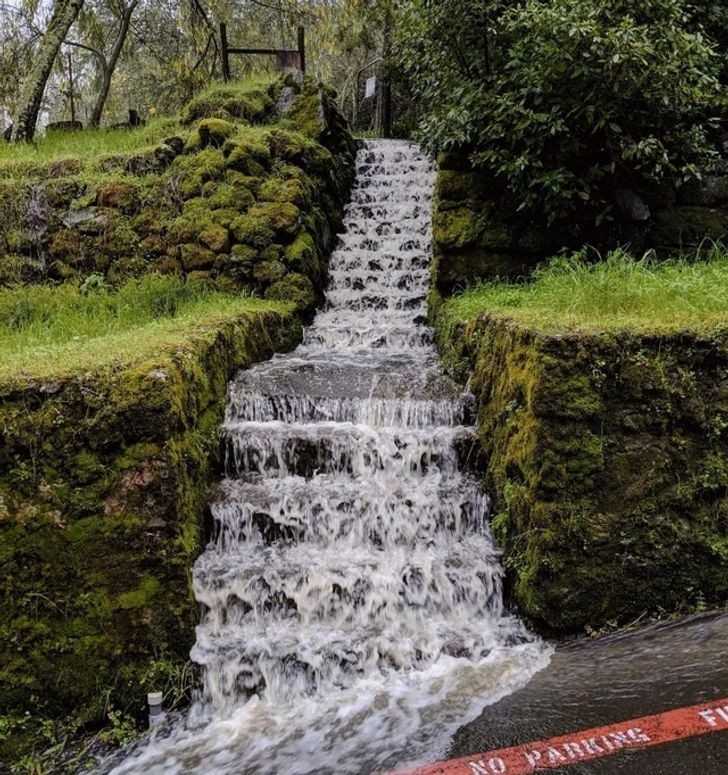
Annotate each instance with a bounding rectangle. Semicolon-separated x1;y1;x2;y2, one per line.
109;140;550;775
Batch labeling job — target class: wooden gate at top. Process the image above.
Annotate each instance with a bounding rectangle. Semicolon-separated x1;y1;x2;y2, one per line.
219;23;306;81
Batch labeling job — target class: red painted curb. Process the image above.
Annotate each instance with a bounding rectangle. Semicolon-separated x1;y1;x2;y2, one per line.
391;697;728;775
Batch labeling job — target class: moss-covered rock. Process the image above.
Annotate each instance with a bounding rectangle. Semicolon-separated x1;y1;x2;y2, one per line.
259;176;309;207
253;259;287;284
265;272;316;312
432;165;557;291
96;180;140;213
199;224;230;254
231;202;300;247
181;84;275;125
169;148;226;199
285;230;320;278
1;77;355;299
224;133;272;177
180;243;217;270
650;206;728;249
191;118;237;150
0;305;302;765
434;308;728;634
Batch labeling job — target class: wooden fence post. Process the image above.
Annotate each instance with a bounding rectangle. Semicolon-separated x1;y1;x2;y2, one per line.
297;26;306;75
220;22;231;82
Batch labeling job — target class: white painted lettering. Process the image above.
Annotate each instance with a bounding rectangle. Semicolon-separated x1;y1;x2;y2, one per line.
699;709;718;727
468;761;490;775
546;747;567;764
563;741;584;759
608;731;631;747
600;735;615;751
523;749;542;766
627;727;651;744
716;707;728;724
488;757;506;774
581;737;605;755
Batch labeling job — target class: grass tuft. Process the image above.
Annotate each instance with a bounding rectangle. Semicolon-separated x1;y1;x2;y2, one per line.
0;275;293;381
443;247;728;334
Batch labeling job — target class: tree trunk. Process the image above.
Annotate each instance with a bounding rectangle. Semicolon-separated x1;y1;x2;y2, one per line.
12;0;85;142
89;0;138;128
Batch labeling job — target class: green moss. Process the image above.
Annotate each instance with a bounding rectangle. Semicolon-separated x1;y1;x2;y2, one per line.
253;259;286;285
203;182;255;211
96;179;140;213
179;244;216;270
285;230;320;277
0;299;302;768
116;576;161;610
265;272;316;311
188;118;237;151
181;81;274;125
199;225;230;254
281;81;327;140
436;170;480;205
169;149;226;199
0;254;44;286
231;202;300;247
259;176;309;207
434;302;728;634
224;129;272;175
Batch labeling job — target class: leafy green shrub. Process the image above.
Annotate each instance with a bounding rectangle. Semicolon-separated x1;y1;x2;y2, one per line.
398;0;722;229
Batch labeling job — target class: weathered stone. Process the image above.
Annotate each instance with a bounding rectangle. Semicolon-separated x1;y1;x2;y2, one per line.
253;259;286;284
180;243;217;270
96;181;139;213
199;225;230;253
616;188;651;222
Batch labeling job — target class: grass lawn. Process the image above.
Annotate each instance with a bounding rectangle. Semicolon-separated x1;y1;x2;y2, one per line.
0;276;293;381
441;248;728;334
0;74;277;176
0;117;180;167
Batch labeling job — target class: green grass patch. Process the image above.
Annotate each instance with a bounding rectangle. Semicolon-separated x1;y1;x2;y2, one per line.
442;248;728;334
0;275;293;381
0;117;180;167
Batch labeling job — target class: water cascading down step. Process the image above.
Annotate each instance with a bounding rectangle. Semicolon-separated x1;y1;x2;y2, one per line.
110;140;550;775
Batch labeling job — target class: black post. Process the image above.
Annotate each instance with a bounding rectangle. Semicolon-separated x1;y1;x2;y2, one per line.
297;26;306;75
382;10;392;138
220;22;231;82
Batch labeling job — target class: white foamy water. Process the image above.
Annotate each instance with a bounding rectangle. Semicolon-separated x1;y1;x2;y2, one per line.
107;140;550;775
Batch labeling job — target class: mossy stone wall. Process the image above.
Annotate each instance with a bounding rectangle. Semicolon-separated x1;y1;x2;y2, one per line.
435;310;728;634
0;308;301;760
433;156;728;290
432;155;561;293
0;79;357;315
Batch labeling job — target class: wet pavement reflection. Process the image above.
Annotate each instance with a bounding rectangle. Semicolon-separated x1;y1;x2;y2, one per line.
448;612;728;773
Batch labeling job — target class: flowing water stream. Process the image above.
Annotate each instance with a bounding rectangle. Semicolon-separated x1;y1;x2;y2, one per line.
108;140;550;775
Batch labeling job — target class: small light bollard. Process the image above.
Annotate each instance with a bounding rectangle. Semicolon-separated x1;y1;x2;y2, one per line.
147;691;165;729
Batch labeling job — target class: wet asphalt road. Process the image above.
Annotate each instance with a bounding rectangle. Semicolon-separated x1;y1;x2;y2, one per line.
447;612;728;774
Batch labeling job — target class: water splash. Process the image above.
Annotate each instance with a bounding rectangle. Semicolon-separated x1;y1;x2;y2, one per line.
107;140;550;775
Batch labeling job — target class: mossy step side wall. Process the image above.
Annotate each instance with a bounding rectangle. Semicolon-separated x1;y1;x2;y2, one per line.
435;312;728;634
0;308;301;757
